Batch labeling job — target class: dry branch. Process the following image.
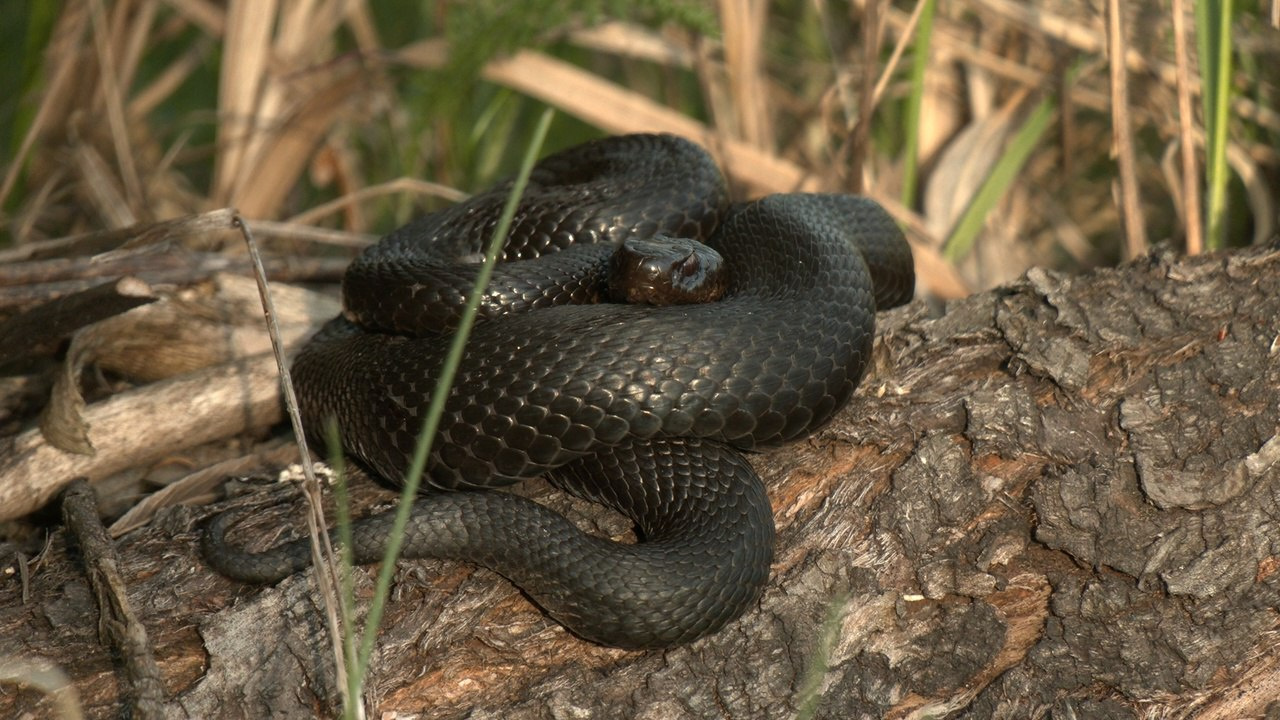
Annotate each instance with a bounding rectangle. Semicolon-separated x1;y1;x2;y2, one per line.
60;480;164;720
0;278;155;365
0;352;284;521
0;266;338;520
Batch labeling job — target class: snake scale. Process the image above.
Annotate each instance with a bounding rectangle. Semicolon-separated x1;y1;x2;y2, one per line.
202;134;915;649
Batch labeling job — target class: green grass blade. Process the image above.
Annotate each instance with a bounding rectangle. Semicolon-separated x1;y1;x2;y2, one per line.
941;94;1055;262
793;592;849;720
901;0;936;210
323;418;359;713
346;107;557;711
1200;0;1234;250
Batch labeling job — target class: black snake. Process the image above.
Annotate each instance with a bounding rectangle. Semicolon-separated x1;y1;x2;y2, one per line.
202;134;914;649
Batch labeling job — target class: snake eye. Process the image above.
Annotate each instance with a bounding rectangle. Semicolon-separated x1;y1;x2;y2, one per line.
678;251;701;278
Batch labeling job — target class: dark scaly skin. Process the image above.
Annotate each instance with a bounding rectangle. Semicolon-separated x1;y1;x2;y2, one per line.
203;437;771;648
202;134;915;649
340;134;729;336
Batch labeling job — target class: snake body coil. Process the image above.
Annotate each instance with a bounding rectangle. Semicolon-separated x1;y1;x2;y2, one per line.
202;134;914;648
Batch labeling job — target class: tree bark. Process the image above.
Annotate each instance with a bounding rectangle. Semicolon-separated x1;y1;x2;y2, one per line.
2;244;1278;719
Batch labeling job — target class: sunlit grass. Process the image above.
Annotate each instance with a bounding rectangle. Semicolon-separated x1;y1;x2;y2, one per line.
4;2;1273;277
341;108;555;718
942;93;1056;263
900;0;935;210
1196;0;1235;250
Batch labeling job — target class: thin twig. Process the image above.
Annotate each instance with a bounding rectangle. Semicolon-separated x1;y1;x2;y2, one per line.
1172;0;1204;254
0;9;87;212
246;220;378;248
283;177;467;229
870;0;930;109
231;212;351;710
848;0;886;194
86;0;144;211
1107;0;1148;259
61;480;164;719
718;0;772;148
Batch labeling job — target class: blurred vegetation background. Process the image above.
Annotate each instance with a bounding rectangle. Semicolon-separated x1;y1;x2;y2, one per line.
1;0;1277;299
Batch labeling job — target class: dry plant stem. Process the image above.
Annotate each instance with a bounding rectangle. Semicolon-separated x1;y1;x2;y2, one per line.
230;213;350;710
282;178;468;229
394;44;826;194
1171;0;1204;255
848;0;885;194
870;0;931;109
86;0;143;210
0;209;238;264
243;220;377;248
61;480;164;720
229;68;370;219
570;21;696;67
884;9;1098;109
0;8;87;211
72;141;136;229
0;252;346;312
718;0;771;148
974;0;1278;133
0;278;154;365
213;2;275;204
1107;0;1148;259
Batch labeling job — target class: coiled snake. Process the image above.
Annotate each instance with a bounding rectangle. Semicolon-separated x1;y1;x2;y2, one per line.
202;134;914;649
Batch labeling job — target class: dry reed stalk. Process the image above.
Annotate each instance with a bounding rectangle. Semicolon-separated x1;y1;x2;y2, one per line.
285;178;467;228
212;0;279;204
870;0;929;109
718;0;772;148
0;7;88;214
86;0;144;211
570;21;695;67
209;0;375;219
71;142;135;228
976;0;1278;133
1106;0;1148;259
1171;0;1204;255
848;0;886;194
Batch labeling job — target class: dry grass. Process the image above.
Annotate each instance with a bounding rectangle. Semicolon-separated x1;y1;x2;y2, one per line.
2;1;1277;296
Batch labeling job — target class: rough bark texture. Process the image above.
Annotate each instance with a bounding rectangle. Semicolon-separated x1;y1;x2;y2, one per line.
2;245;1278;719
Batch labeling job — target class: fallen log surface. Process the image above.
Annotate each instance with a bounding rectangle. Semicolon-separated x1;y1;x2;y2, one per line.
1;244;1278;719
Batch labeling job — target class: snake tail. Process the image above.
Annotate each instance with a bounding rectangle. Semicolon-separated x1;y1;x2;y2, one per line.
202;438;773;649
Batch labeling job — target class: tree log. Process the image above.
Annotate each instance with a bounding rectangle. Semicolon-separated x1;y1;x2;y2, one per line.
1;245;1278;719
